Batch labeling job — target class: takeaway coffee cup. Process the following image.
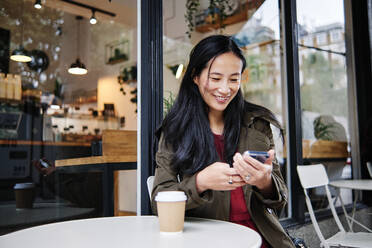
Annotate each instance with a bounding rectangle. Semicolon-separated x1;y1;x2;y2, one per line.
155;191;187;234
14;183;35;209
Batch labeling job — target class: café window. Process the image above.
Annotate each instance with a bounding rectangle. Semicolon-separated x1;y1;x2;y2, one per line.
330;29;342;43
303;35;313;47
297;0;351;212
315;32;328;46
0;0;138;234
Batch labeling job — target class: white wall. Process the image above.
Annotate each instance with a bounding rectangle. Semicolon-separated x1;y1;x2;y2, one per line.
60;13;139;213
97;76;137;130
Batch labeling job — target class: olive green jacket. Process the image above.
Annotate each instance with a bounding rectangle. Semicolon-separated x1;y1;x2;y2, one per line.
151;111;295;248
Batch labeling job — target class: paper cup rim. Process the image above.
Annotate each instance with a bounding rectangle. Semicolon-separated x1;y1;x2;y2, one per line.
14;183;35;190
155;191;187;202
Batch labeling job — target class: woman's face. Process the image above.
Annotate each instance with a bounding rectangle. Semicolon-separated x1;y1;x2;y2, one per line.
194;52;243;114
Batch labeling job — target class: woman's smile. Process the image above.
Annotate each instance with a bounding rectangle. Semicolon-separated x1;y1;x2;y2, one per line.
213;94;231;104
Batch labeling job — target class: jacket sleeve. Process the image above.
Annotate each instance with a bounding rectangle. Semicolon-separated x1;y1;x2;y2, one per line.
150;134;213;215
251;119;288;211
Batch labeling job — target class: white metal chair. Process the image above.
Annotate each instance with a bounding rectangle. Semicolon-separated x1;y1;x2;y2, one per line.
146;176;155;200
297;164;372;248
367;162;372;178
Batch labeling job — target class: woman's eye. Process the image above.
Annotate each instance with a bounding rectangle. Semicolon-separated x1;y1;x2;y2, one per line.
210;77;221;81
230;78;239;82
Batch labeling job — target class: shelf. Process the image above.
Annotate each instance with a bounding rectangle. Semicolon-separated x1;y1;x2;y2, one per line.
195;3;249;33
105;40;129;65
106;57;128;65
50;113;119;121
0;98;22;104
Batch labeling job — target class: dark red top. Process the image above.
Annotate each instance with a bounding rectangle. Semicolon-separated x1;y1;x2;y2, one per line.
213;133;269;248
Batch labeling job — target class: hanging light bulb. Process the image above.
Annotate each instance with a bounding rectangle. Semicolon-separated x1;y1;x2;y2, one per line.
175;64;184;79
34;0;42;9
68;16;88;75
90;10;97;25
10;46;32;62
11;0;32;63
68;58;87;75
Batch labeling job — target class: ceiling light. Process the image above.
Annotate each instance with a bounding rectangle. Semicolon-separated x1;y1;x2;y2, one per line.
10;46;32;62
68;58;87;75
68;16;88;75
34;0;42;9
90;10;97;24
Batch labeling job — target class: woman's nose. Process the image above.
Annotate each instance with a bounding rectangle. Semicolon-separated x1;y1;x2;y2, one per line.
217;81;231;95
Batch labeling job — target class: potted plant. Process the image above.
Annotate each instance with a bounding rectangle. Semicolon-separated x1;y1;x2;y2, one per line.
185;0;235;37
308;116;348;158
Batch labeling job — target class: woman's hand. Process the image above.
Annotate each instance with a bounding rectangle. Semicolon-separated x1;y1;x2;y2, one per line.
232;150;275;197
196;162;245;193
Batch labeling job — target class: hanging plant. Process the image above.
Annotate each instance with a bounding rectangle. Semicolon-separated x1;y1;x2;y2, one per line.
130;88;137;113
185;0;200;38
211;0;229;29
117;65;137;95
185;0;235;38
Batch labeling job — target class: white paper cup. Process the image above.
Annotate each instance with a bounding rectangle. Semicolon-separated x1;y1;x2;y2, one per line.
155;191;187;234
14;183;35;210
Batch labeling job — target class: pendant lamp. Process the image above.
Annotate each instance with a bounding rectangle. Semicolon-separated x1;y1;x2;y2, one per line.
68;16;87;75
10;0;32;63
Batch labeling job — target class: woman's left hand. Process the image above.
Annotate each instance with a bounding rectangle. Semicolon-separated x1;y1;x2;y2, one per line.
232;150;275;196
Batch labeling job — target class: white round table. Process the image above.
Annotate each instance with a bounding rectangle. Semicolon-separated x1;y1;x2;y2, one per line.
329;179;372;232
0;216;262;248
329;179;372;191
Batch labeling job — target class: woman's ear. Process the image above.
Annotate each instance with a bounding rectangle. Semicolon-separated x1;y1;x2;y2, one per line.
193;75;200;86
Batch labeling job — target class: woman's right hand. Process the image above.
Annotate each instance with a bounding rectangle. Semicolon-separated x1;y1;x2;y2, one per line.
195;162;245;193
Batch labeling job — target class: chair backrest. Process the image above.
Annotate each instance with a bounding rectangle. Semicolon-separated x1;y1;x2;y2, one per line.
297;164;345;246
147;176;155;200
296;164;329;189
367;162;372;178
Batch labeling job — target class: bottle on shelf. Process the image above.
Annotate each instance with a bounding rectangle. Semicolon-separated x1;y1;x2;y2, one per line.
6;74;14;100
52;125;62;142
0;74;7;99
82;125;88;135
14;75;22;101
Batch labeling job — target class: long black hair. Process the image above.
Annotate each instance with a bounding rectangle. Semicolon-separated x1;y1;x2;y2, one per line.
161;35;279;175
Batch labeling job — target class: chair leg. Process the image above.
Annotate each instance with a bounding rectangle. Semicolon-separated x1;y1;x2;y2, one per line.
338;191;353;231
320;241;330;248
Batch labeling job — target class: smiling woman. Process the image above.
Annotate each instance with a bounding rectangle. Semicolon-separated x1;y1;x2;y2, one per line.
152;35;295;248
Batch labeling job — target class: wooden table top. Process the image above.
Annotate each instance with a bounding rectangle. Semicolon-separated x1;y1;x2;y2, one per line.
55;155;137;167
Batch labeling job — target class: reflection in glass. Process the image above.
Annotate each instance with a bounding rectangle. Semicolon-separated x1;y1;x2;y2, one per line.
297;0;351;211
0;0;138;234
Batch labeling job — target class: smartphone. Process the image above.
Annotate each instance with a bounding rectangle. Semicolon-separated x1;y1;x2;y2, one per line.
39;159;49;168
243;150;269;163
